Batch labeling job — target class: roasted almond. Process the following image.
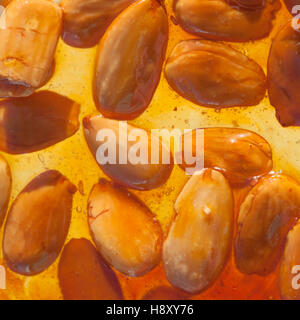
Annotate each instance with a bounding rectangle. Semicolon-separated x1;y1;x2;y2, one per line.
165;40;266;108
3;170;77;276
93;0;168;120
163;169;234;294
0;154;11;227
61;0;136;48
173;0;280;42
235;174;300;276
0;91;80;154
58;238;124;300
88;179;163;277
279;223;300;300
83;116;173;190
268;22;300;127
176;127;273;187
0;0;62;97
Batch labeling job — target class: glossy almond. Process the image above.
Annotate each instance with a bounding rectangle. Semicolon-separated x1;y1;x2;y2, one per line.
235;174;300;276
268;22;300;127
0;0;62;97
61;0;136;48
83;116;173;190
58;238;124;300
177;127;273;187
0;154;11;227
173;0;280;42
279;223;300;300
88;179;163;277
0;91;80;154
93;0;168;120
279;223;300;302
163;169;234;294
165;40;266;108
3;170;77;276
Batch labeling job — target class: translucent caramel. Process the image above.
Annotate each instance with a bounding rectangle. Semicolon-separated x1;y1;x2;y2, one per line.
0;0;297;300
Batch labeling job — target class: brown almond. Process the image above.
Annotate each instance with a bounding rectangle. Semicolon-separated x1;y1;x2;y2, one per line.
58;238;124;300
163;169;234;294
3;170;77;276
235;174;300;276
173;0;280;42
83;116;173;190
93;0;168;120
165;40;267;108
279;223;300;300
176;127;273;187
268;22;300;127
0;0;62;97
0;91;80;154
61;0;136;48
88;179;163;277
0;154;11;227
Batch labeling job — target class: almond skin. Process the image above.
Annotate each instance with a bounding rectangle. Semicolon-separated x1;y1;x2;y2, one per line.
58;238;124;300
88;179;163;277
61;0;136;48
235;174;300;276
176;127;273;187
0;91;80;154
173;0;280;42
279;223;300;300
3;170;77;276
83;116;173;190
0;154;11;228
0;0;62;97
93;0;168;120
165;40;267;108
268;22;300;127
163;169;234;294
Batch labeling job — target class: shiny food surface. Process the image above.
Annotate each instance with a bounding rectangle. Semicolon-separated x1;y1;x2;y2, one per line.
0;0;298;300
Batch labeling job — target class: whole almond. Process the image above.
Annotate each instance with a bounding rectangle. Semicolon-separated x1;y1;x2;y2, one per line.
61;0;136;48
268;22;300;127
235;174;300;276
279;223;300;300
177;127;273;187
165;40;267;108
83;116;173;190
3;170;77;276
173;0;280;42
163;169;234;294
88;179;163;277
0;91;80;154
93;0;168;120
0;0;62;97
